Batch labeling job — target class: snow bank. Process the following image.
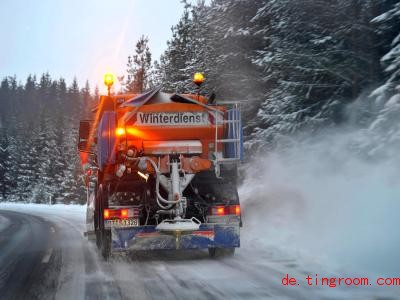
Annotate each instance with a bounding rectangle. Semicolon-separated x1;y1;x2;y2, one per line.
0;202;86;227
0;202;85;213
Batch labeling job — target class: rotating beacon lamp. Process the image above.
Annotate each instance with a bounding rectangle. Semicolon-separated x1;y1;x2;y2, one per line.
193;72;205;101
193;72;204;86
104;73;115;96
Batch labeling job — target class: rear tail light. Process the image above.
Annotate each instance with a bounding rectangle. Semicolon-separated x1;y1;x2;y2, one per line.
103;208;138;220
231;205;241;215
211;206;225;216
120;209;129;219
209;205;241;216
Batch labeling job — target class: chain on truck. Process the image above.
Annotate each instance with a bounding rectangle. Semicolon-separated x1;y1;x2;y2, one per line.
78;72;243;260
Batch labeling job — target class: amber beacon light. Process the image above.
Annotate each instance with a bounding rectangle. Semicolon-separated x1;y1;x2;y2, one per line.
104;73;115;96
193;72;204;86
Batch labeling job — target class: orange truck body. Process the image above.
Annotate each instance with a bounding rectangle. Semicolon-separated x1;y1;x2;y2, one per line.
92;93;228;174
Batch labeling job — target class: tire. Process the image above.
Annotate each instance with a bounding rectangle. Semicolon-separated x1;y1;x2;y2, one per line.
96;184;111;260
95;230;102;249
208;248;235;258
95;186;102;249
101;229;111;260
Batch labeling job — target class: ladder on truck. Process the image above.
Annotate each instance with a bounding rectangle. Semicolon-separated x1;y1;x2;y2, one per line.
213;101;242;178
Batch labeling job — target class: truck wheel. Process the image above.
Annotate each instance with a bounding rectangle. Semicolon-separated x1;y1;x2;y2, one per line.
97;184;111;260
101;229;111;260
95;230;101;249
95;205;101;248
208;248;235;258
95;187;102;249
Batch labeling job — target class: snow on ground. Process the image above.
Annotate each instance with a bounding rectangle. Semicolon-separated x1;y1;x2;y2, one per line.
0;202;86;231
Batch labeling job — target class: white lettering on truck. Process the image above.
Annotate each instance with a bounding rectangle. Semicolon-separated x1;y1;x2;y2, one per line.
136;112;209;126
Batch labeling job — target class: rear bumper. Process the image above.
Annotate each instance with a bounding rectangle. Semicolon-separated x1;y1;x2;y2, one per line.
111;223;240;251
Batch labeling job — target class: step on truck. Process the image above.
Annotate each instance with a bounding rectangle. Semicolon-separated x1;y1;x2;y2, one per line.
78;73;243;259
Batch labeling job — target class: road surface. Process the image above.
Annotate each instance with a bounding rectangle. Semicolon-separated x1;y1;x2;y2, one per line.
0;203;397;300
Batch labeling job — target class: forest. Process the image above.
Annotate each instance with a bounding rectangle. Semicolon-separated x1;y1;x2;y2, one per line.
0;75;95;202
0;0;399;203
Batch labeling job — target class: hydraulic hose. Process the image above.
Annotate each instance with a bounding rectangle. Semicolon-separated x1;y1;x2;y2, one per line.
138;157;181;209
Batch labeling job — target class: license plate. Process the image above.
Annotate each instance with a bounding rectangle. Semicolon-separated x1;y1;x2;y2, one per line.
105;218;139;228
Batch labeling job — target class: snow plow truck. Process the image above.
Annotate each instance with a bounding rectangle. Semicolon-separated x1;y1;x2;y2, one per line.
78;73;243;259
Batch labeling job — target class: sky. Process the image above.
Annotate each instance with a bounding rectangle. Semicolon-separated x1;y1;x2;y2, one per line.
0;0;187;93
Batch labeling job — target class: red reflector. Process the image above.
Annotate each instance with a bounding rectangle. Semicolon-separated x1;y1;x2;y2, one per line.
104;209;110;220
120;209;129;219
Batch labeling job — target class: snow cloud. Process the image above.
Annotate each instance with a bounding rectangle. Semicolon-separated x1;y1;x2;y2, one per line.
240;108;400;277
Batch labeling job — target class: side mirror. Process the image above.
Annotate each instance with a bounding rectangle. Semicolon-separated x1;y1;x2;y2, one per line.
78;120;93;152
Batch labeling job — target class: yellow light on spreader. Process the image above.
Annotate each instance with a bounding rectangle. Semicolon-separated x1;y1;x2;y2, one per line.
104;73;115;87
193;72;204;86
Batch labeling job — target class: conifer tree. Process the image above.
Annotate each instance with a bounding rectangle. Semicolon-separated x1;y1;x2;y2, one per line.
125;35;153;93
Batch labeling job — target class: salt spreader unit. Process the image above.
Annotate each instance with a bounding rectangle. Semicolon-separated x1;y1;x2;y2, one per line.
78;73;243;259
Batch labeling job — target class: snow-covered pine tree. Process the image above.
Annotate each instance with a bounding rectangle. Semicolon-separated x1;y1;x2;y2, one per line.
205;0;264;99
157;8;193;93
81;80;93;118
371;1;400;100
125;35;153;93
0;128;13;200
0;73;89;203
359;0;400;158
178;0;211;94
68;77;81;119
248;0;389;152
157;0;265;112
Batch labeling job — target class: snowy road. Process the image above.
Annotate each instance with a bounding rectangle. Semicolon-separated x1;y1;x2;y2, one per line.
0;210;58;299
0;203;398;300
